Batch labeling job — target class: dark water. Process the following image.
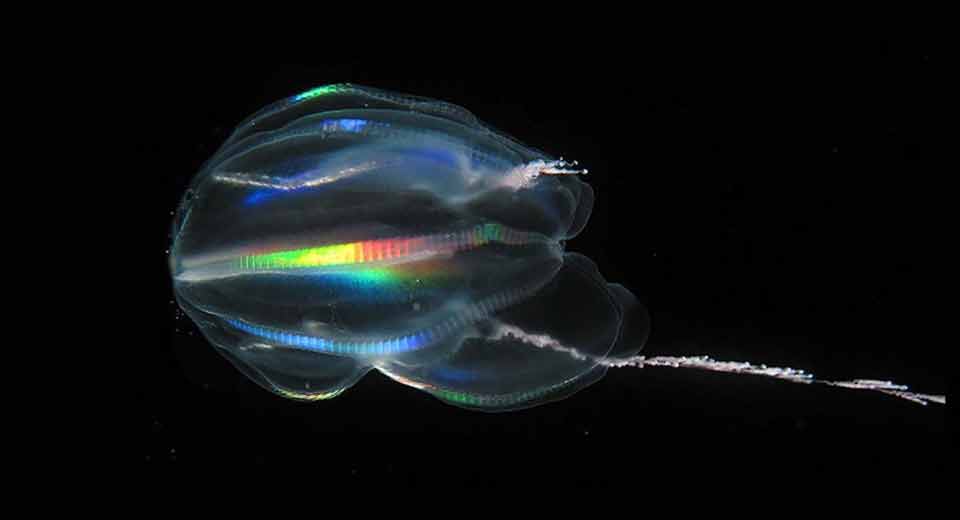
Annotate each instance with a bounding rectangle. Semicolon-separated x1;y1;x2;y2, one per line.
135;36;944;486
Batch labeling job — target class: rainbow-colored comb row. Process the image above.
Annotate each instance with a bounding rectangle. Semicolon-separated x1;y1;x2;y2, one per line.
223;278;550;358
235;223;537;272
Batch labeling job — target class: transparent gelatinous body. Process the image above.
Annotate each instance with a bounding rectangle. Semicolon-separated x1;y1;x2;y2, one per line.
170;84;646;411
172;84;946;409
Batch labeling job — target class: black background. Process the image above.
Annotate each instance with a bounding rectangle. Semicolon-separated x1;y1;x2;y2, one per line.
136;33;945;486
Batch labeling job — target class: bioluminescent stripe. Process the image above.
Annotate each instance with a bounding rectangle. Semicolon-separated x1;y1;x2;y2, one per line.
272;386;346;401
235;223;534;272
431;380;575;407
293;84;345;102
223;276;550;357
377;367;584;409
175;223;542;284
227;317;435;356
